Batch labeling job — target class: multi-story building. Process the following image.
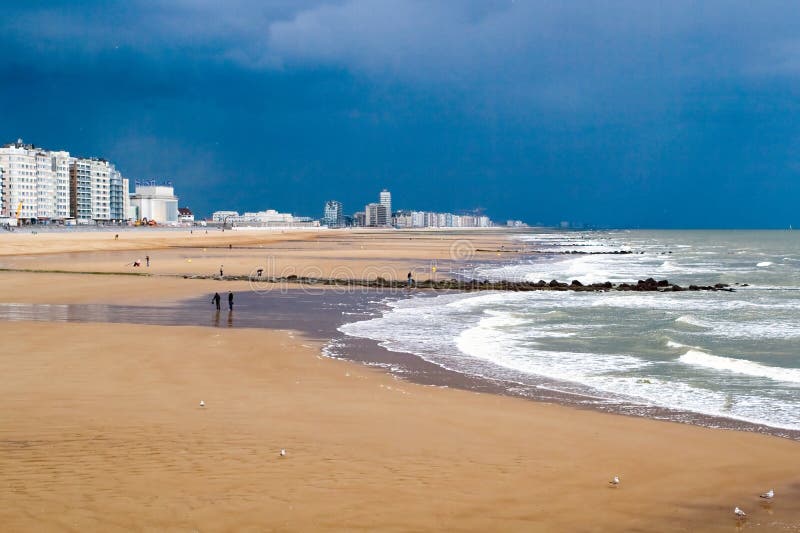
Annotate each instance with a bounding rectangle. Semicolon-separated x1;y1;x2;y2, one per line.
109;168;125;221
0;140;73;223
52;151;72;219
212;210;239;223
379;189;392;220
70;158;124;223
0;142;37;220
365;202;389;227
323;200;343;227
353;211;366;227
69;159;92;222
89;161;111;222
388;209;494;229
122;178;131;221
392;210;413;228
211;209;318;228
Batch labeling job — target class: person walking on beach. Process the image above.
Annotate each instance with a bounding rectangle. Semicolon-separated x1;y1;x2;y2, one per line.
228;291;234;311
212;292;221;310
219;265;224;277
146;255;150;267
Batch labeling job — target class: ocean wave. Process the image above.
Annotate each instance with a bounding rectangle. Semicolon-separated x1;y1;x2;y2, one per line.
666;339;688;349
674;315;711;329
679;349;800;384
757;261;773;267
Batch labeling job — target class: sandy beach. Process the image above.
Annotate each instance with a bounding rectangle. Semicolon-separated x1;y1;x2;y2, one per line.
1;228;799;531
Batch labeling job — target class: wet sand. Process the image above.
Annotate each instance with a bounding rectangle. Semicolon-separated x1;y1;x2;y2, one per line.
2;287;797;441
1;229;799;531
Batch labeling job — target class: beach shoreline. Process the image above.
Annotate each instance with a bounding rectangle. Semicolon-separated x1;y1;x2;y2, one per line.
1;229;799;530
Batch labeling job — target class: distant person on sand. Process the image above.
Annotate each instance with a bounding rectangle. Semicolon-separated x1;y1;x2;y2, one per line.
115;234;119;240
228;291;234;311
146;255;150;267
219;265;224;277
133;259;141;267
212;292;221;310
407;271;414;287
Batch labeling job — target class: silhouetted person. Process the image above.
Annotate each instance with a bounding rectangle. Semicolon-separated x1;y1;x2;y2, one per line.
407;271;414;287
146;255;150;267
212;292;221;310
228;291;234;311
219;265;224;277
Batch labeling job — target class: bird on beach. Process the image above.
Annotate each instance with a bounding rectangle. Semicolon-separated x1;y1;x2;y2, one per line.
609;476;620;487
199;400;205;408
734;507;746;518
280;449;286;457
760;489;774;500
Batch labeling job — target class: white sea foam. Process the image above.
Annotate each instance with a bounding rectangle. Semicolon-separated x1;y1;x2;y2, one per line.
679;349;800;384
674;315;711;328
337;230;800;432
455;314;648;380
666;340;688;349
757;261;773;267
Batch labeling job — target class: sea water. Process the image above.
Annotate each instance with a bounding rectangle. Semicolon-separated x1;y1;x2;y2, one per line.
338;230;800;432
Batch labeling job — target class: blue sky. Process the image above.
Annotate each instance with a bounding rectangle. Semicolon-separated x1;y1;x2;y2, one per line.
2;1;800;227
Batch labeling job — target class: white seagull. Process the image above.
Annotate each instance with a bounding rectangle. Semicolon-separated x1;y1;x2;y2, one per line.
199;400;205;408
760;489;774;500
609;476;620;487
734;507;746;518
280;449;286;457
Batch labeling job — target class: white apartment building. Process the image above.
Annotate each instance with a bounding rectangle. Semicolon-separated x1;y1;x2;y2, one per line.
391;209;493;229
122;178;131;221
0;141;72;222
212;210;239;222
212;209;317;227
2;140;134;224
379;189;392;218
238;210;294;225
323;200;343;227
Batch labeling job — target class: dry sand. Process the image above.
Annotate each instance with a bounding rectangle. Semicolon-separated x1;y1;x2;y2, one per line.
1;229;798;531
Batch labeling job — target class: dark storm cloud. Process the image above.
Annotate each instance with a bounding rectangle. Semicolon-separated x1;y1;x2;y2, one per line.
2;1;800;226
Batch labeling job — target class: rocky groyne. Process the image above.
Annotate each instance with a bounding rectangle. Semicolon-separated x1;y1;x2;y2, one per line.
185;274;735;292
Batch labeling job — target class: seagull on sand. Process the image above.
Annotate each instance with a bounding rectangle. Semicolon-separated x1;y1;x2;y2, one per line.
760;489;774;500
734;507;746;518
280;449;286;457
609;476;620;487
199;400;205;408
